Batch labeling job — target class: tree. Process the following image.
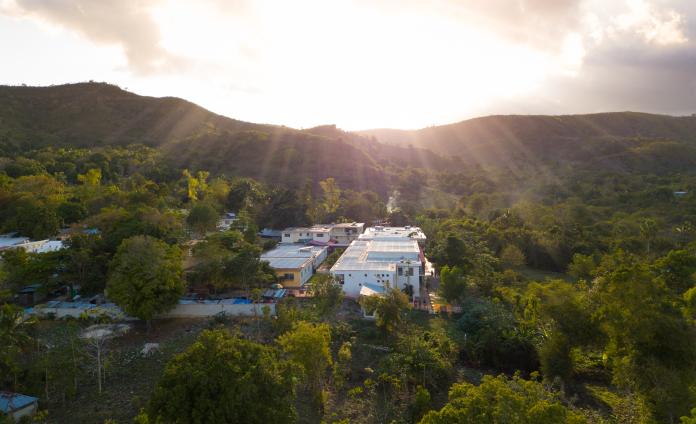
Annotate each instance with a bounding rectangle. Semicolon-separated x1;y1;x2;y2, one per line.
226;243;274;294
360;287;411;336
278;321;332;392
309;274;344;319
639;218;658;255
382;329;457;391
106;236;185;329
0;304;33;389
457;298;538;373
147;329;296;424
186;202;219;237
567;253;596;281
438;265;467;305
500;245;526;268
319;177;341;218
653;249;696;294
420;374;587;424
258;188;309;229
539;331;573;386
77;168;102;186
226;177;265;212
593;253;696;421
333;341;352;390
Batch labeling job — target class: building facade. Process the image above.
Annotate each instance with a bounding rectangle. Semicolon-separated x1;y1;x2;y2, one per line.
281;223;365;246
330;238;424;300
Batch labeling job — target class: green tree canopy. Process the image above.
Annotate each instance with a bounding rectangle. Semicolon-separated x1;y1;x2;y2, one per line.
107;235;185;324
360;287;411;336
147;329;296;424
277;321;332;391
420;374;587;424
186;202;219;237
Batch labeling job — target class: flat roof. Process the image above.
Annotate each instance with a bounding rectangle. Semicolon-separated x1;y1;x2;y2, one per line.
35;240;65;254
332;222;364;228
264;257;312;269
359;226;426;241
284;223;365;232
368;240;421;253
330;238;421;273
0;237;29;248
261;244;327;259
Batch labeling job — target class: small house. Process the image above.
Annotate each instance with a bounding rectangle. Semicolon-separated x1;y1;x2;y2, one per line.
0;392;39;421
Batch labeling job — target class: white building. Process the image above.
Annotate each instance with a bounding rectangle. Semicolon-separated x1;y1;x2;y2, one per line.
217;212;238;231
358;225;426;246
0;235;65;253
330;238;424;300
281;223;364;246
329;222;365;245
0;392;39;421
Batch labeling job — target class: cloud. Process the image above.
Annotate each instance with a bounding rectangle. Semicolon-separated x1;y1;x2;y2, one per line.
8;0;181;74
1;0;694;127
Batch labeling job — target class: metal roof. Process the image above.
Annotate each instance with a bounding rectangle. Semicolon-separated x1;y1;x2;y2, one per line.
358;226;426;241
261;244;326;259
0;392;38;413
330;238;420;272
264;257;312;269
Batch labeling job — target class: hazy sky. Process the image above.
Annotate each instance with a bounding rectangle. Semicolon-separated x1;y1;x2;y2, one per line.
1;0;695;129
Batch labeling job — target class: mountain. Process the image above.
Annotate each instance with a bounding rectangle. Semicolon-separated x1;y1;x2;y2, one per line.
0;83;450;193
3;83;696;193
360;113;696;172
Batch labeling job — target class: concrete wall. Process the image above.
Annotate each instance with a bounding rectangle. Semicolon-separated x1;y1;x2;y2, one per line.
31;301;276;319
163;302;275;318
10;401;38;421
335;265;422;299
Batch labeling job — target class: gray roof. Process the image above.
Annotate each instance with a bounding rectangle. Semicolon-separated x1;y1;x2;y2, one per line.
264;257;312;269
330;238;421;273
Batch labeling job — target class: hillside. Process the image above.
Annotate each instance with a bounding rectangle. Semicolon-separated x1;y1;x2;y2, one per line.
361;113;696;173
0;83;450;193
4;83;696;191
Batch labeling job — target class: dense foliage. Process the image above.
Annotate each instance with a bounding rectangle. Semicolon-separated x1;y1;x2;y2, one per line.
145;329;296;424
5;83;696;423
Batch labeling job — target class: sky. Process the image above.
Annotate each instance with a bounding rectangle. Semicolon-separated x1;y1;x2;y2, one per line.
0;0;695;130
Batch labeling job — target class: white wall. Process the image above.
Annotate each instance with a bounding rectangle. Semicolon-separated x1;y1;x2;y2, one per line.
32;302;277;319
10;402;38;421
334;264;422;299
163;303;275;318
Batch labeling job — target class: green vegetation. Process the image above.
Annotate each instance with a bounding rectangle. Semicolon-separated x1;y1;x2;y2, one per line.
144;329;296;424
107;235;185;328
420;374;587;423
4;83;696;422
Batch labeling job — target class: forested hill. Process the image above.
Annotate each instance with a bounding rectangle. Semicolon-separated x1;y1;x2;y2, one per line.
360;112;696;172
0;83;448;192
4;83;696;189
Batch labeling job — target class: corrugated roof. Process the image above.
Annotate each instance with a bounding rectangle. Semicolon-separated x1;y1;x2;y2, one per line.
261;244;326;259
0;392;38;413
264;257;312;269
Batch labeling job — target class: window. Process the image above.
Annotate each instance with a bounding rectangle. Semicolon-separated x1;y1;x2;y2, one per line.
283;273;294;280
398;267;403;276
284;233;290;237
364;273;367;277
316;233;325;238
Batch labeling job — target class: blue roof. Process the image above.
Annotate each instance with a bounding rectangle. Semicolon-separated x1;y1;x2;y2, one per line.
0;392;38;412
